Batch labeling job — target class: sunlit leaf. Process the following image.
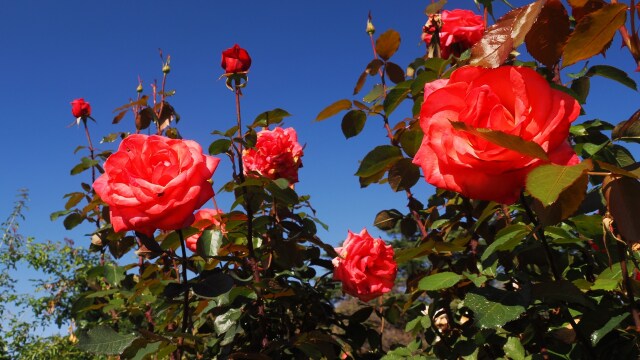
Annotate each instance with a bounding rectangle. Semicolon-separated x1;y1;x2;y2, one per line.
451;121;549;160
525;0;570;67
481;224;531;261
504;337;526;360
363;84;385;103
526;160;592;206
375;29;401;61
209;139;232;155
383;82;411;116
563;3;627;67
316;99;351;121
197;229;223;258
586;65;637;91
253;108;291;127
465;287;527;329
77;325;138;355
590;313;629;346
612;109;640;143
425;0;447;15
418;271;463;291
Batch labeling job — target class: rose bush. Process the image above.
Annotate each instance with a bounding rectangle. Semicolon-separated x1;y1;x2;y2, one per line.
422;9;484;59
93;134;220;235
412;65;581;204
221;44;252;74
185;208;224;252
243;127;304;184
71;98;91;118
332;228;397;302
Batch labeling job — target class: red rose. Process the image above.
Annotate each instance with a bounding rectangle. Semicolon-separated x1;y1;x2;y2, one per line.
185;209;225;252
412;66;580;204
422;9;484;59
71;98;92;118
221;44;252;74
93;134;220;236
243;127;303;184
332;229;397;302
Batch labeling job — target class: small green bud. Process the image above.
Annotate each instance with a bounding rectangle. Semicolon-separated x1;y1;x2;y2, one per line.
136;83;143;93
366;12;375;35
162;64;171;74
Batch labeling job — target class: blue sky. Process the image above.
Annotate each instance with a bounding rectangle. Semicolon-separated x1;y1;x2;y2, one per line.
1;0;639;298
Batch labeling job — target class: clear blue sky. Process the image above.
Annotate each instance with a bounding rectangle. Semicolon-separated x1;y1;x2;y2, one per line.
1;0;638;261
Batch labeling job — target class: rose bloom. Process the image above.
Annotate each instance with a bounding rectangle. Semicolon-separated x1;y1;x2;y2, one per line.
412;66;580;204
243;127;303;184
221;44;252;73
93;134;220;236
332;229;397;302
185;209;225;252
422;9;484;59
71;98;92;118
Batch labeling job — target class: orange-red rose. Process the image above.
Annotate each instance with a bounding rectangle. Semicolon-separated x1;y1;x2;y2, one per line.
185;209;225;252
413;66;581;204
93;134;220;236
332;229;397;302
422;9;484;59
71;98;91;118
243;127;303;184
221;44;252;74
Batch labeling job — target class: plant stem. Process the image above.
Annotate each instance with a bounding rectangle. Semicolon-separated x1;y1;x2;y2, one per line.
616;241;640;331
519;193;594;357
178;229;190;333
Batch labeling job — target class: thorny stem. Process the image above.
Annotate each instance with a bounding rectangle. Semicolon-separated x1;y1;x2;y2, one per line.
519;193;594;358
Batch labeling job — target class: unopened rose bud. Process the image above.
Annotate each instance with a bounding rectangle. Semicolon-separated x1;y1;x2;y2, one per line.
162;63;171;74
366;19;375;35
136;83;143;93
71;98;91;119
221;44;252;74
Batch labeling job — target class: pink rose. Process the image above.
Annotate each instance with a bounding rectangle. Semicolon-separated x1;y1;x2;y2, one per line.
185;209;225;252
71;98;91;118
221;44;252;74
332;229;397;302
93;134;220;236
243;127;304;184
412;66;580;204
422;9;484;59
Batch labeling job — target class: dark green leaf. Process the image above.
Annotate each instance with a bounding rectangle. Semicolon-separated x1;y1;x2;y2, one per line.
591;313;629;346
612;109;640;143
104;264;126;286
399;129;424;158
531;280;594;308
341;110;367;139
192;269;234;298
383;82;411;116
465;287;527;328
586;65;637;90
208;139;232;155
570;77;590;104
603;175;640;243
63;212;84;230
355;145;402;177
253;108;291;127
77;325;138;355
388;158;420;192
374;209;403;231
481;224;531;261
385;62;405;84
197;229;224;258
350;307;373;323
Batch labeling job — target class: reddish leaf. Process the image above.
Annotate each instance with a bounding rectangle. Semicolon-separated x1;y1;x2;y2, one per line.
470;1;545;68
136;108;156;131
112;110;128;125
353;71;367;95
603;175;640;243
525;0;571;67
563;3;627;67
375;30;401;61
568;0;605;22
385;62;406;84
316;99;351;121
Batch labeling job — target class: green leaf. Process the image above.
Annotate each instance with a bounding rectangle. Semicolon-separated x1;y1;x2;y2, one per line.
590;313;629;346
373;209;403;231
253;108;291;127
563;3;627;67
355;145;402;178
451;121;549;160
526;160;592;205
388;158;420;192
586;65;637;91
192;269;234;299
214;307;242;334
316;99;351;121
70;157;100;176
531;280;593;308
104;264;126;286
77;325;138;355
375;29;401;61
504;337;526;360
425;0;447;15
612;109;640;143
208;139;232;155
383;82;411;116
63;212;84;230
418;272;463;291
341;110;367;139
399;129;424;158
465;287;527;328
197;229;224;258
481;224;531;261
64;192;85;210
350;307;373;323
363;84;385;103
